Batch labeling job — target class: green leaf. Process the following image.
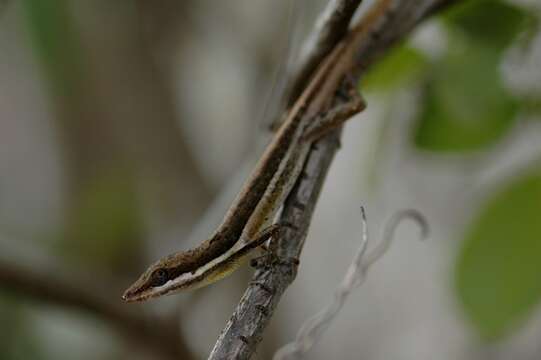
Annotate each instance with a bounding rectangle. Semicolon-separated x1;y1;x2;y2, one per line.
412;0;536;152
455;168;541;340
414;32;518;152
444;0;532;53
362;45;428;91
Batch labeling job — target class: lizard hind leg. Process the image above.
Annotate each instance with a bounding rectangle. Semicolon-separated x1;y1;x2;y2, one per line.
301;77;366;144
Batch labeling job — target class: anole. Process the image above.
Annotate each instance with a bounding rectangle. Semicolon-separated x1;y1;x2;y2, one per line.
121;0;393;301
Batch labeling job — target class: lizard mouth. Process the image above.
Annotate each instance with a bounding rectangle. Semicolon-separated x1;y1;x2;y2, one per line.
122;275;162;303
122;283;171;303
122;285;149;303
122;273;193;302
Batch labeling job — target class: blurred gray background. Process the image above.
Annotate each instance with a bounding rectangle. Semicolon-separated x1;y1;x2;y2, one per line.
1;0;541;359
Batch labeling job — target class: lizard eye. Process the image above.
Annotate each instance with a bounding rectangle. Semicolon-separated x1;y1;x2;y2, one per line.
151;268;169;287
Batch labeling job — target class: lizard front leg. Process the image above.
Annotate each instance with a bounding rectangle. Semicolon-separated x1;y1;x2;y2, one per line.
248;222;299;268
302;78;366;143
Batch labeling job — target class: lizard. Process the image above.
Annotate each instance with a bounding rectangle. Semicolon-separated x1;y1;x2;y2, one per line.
121;0;395;302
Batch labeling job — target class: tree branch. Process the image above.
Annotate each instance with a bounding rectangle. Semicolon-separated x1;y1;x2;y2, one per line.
287;0;363;105
209;0;462;359
0;261;193;360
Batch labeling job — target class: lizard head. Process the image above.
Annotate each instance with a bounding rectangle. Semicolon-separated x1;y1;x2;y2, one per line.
122;231;261;302
122;243;243;302
122;250;202;302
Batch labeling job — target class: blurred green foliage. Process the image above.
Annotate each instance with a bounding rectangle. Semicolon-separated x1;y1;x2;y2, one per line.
22;0;84;97
59;172;144;270
364;0;541;342
0;296;46;360
364;0;535;152
415;0;532;151
22;0;145;271
362;46;428;91
414;31;519;151
444;0;529;52
456;168;541;340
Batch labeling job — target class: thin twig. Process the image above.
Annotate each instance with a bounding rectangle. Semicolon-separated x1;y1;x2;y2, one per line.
0;261;193;360
270;0;362;131
208;0;461;359
286;0;364;105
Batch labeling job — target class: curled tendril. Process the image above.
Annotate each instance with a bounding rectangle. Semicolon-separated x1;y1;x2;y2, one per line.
273;207;428;360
